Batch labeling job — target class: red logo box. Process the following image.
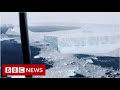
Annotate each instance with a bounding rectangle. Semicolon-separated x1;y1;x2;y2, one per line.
2;64;46;76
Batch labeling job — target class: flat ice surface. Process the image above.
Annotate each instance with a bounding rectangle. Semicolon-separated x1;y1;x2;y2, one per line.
43;28;120;54
0;38;15;41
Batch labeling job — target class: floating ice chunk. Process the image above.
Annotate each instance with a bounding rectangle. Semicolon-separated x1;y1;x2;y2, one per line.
83;59;93;67
66;70;76;77
86;59;94;64
63;62;67;65
46;56;51;59
10;27;20;33
34;55;41;59
6;26;20;36
92;57;98;60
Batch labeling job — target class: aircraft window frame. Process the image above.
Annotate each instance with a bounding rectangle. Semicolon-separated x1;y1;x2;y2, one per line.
19;12;31;64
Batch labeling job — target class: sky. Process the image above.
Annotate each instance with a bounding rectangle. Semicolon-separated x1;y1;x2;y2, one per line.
0;12;120;25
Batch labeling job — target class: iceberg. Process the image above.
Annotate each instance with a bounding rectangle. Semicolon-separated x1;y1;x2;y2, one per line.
43;27;120;54
6;26;20;36
4;24;119;55
57;35;120;54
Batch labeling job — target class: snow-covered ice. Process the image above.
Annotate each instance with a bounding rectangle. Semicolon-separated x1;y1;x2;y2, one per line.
86;59;94;64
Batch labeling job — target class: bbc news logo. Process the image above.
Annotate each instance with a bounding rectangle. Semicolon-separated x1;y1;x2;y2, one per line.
2;64;46;76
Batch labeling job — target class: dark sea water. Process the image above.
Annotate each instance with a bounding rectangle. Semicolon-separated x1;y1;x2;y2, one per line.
92;56;119;70
1;39;23;64
74;54;93;58
74;54;119;70
69;74;85;78
1;39;53;69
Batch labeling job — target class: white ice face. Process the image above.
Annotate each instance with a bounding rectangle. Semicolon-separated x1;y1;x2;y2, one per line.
6;26;20;36
35;24;120;55
57;36;120;54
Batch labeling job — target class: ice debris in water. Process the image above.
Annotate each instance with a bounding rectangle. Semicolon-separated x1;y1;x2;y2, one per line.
86;59;94;64
34;55;41;59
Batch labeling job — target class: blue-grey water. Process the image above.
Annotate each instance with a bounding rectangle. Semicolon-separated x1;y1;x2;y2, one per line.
69;74;85;78
1;39;53;69
1;39;24;64
92;56;119;70
74;54;119;70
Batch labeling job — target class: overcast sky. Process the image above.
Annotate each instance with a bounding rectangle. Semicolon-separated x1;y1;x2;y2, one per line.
0;12;120;25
